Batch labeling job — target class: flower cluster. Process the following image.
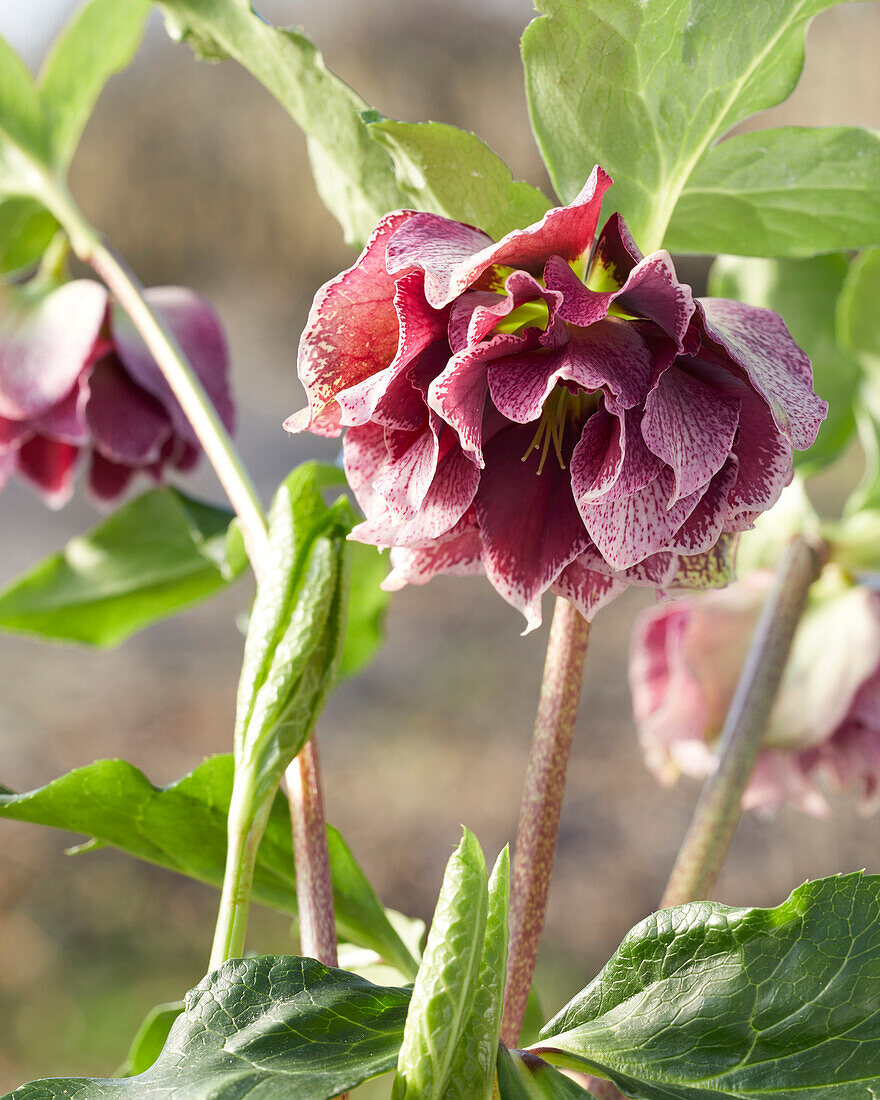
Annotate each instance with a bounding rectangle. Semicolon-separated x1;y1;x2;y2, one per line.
631;573;880;817
289;166;827;629
0;279;232;506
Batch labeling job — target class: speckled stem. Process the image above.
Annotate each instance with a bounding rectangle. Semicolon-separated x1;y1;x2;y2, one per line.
661;535;824;909
286;739;338;965
501;597;590;1047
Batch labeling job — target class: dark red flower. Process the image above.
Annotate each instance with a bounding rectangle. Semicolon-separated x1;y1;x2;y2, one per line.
0;280;233;506
289;167;826;629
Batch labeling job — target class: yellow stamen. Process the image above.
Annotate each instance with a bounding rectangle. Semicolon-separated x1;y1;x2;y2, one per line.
521;386;597;475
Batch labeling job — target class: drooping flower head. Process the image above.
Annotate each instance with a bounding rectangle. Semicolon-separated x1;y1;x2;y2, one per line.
288;167;827;629
630;572;880;817
0;279;233;506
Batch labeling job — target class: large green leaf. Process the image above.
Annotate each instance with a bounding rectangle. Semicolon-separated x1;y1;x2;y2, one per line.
838;249;880;512
38;0;150;170
0;755;418;979
393;829;489;1099
366;117;551;239
522;0;864;251
496;1049;594;1098
157;0;408;247
708;253;860;475
444;847;510;1100
535;874;880;1099
667;126;880;257
0;488;246;647
4;956;411;1099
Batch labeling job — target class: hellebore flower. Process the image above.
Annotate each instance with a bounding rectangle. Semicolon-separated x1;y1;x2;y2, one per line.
288;166;826;629
0;279;233;506
630;572;880;817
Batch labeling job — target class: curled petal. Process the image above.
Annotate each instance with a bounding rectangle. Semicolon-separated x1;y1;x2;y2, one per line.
697;297;826;450
550;554;627;621
111;287;234;448
642;367;740;504
86;357;172;465
0;280;107;419
383;519;484;591
571;407;663;506
16;435;79;508
387;166;612;308
668;458;739;555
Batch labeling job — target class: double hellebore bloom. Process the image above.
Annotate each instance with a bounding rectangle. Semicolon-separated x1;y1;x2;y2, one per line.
288;166;826;629
630;573;880;817
0;279;233;506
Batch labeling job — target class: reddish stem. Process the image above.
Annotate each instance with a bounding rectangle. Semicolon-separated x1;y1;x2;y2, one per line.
501;597;590;1047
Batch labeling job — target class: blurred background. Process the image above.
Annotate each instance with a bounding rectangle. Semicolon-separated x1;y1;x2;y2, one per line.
1;0;879;1090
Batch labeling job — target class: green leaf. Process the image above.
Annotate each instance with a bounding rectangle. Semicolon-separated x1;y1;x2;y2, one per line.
667;126;880;257
522;0;859;251
0;34;50;185
366;118;551;239
838;247;880;372
534;873;880;1099
708;253;860;476
116;1002;184;1077
444;847;510;1100
0;755;418;979
496;1048;594;1099
39;0;150;169
393;829;490;1100
233;466;350;811
157;0;408;247
5;956;410;1099
0;196;58;274
0;488;246;648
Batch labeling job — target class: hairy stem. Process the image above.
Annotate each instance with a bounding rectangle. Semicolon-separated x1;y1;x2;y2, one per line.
285;740;338;964
501;597;590;1047
46;178;338;967
661;536;824;909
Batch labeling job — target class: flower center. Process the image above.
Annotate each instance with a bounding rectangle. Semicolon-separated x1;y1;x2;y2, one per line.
521;384;598;475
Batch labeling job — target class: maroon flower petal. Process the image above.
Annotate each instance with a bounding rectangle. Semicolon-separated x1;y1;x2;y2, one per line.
571;407;663;506
31;376;90;445
488;317;651;423
86;357;172;465
111;287;234;452
641;367;740;504
668;458;739;555
383;519;484;590
16;435;79;507
696;298;826;450
387;166;612;308
588;212;642;286
336;270;449;427
728;384;794;518
88;451;135;502
291;211;416;427
0;280;107;419
550;554;627;621
0;415;31;454
475;425;590;630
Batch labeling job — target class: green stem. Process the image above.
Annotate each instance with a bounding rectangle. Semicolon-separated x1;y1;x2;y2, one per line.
41;178;270;574
501;597;591;1047
43;174;339;968
209;772;273;970
661;535;825;909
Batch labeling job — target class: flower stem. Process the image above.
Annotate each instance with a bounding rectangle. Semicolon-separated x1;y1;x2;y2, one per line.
285;740;338;964
661;535;824;909
44;177;339;968
501;597;590;1047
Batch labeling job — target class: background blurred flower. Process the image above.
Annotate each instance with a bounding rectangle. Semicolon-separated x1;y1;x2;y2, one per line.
0;279;233;506
630;570;880;816
289;166;826;630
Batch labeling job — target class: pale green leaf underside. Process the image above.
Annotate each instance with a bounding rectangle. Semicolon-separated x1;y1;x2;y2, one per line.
668;126;880;257
367;118;551;239
496;1048;594;1098
4;956;411;1100
0;755;418;979
522;0;860;251
537;873;880;1098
